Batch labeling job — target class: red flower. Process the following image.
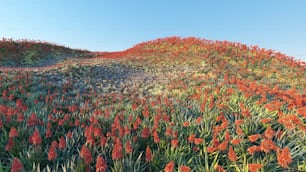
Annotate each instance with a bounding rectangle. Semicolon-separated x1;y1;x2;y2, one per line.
51;140;58;148
248;163;263;172
164;161;175;172
188;134;195;143
9;127;18;138
277;147;292;168
59;136;66;150
48;146;57;161
100;137;107;146
45;128;52;138
112;140;123;160
141;127;150;139
66;131;72;139
145;146;153;162
96;155;107;172
6;138;14;151
228;146;237;161
80;145;93;165
17;113;25;122
27;113;40;127
125;140;133;154
11;158;24;172
179;165;191;172
30;128;42;145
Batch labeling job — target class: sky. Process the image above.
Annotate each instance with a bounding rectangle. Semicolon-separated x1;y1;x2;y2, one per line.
1;0;306;62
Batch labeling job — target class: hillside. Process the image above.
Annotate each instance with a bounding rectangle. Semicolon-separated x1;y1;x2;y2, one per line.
0;38;92;67
0;37;305;171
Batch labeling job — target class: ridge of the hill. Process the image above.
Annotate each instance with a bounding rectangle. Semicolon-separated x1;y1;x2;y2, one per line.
99;37;306;92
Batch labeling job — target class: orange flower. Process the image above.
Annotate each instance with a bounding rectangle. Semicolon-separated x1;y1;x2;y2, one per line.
165;127;172;137
207;146;217;153
235;119;244;125
145;146;153;162
194;138;204;145
182;121;190;127
96;155;107;172
247;145;260;155
260;138;277;153
153;130;160;143
218;141;228;151
80;145;93;165
277;147;292;168
261;118;272;124
224;130;231;141
179;165;191;172
264;126;275;139
30;128;42;145
9;127;18;138
215;164;226;172
11;158;24;172
228;146;237;161
231;138;242;145
171;139;179;148
164;161;175;172
187;134;195;143
248;163;263;172
297;106;306;118
48;146;57;161
248;134;261;142
236;126;244;135
195;117;202;125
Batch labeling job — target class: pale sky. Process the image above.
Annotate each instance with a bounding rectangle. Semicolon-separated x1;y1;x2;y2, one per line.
1;0;305;62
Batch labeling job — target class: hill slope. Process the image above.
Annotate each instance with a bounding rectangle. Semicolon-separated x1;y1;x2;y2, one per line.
0;38;91;67
0;37;305;171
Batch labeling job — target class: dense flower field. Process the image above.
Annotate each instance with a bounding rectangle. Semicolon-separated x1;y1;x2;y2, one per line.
0;37;305;171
